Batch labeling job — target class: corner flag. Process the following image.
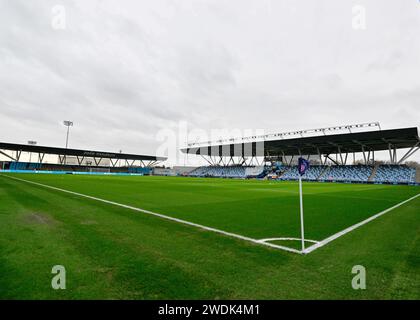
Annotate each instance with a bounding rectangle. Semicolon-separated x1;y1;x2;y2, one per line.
298;157;310;176
297;157;309;253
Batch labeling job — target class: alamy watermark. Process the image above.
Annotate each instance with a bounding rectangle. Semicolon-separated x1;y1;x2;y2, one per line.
352;5;366;30
351;265;366;290
51;5;66;30
155;121;266;165
51;265;66;290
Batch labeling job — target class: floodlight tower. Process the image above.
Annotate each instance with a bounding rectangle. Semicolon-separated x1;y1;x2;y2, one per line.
27;140;37;163
63;120;73;149
63;120;74;165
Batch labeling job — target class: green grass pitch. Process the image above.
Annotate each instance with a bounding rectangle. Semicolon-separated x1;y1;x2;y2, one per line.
0;173;419;299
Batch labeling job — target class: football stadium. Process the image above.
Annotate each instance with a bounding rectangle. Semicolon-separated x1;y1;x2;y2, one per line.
0;122;419;299
1;1;420;311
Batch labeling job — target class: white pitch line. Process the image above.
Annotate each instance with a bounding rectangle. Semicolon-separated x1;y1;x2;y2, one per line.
1;174;302;254
258;237;319;244
303;192;420;254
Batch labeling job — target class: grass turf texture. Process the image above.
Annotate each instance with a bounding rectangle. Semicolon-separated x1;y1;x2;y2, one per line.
0;173;419;299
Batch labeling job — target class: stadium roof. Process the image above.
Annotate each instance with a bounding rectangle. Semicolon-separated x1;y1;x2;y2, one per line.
181;127;419;157
0;142;166;162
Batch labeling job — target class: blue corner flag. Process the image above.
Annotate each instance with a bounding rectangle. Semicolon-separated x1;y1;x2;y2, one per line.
298;157;310;176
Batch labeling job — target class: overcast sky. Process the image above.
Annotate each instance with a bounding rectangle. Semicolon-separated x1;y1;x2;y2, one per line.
0;0;419;165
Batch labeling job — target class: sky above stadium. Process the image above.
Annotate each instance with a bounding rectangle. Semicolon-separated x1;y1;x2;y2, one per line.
0;0;419;165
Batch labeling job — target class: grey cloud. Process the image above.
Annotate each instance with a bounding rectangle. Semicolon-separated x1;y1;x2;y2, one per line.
0;0;419;164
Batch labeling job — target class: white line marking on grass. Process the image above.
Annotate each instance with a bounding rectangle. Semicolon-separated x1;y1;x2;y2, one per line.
1;174;302;254
258;237;319;244
303;193;420;254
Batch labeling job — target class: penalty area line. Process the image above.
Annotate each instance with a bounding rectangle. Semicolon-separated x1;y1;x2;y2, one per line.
303;192;420;254
1;174;302;255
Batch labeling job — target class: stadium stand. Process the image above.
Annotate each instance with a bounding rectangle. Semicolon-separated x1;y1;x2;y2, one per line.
190;164;416;184
173;166;196;176
189;166;243;178
276;166;291;177
323;165;373;182
245;166;265;177
270;164;417;184
278;165;327;181
189;166;247;178
128;167;151;175
9;162;42;171
373;165;416;184
153;167;197;176
153;167;175;176
0;142;166;175
1;125;418;184
181;125;419;185
2;161;152;175
3;159;417;184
